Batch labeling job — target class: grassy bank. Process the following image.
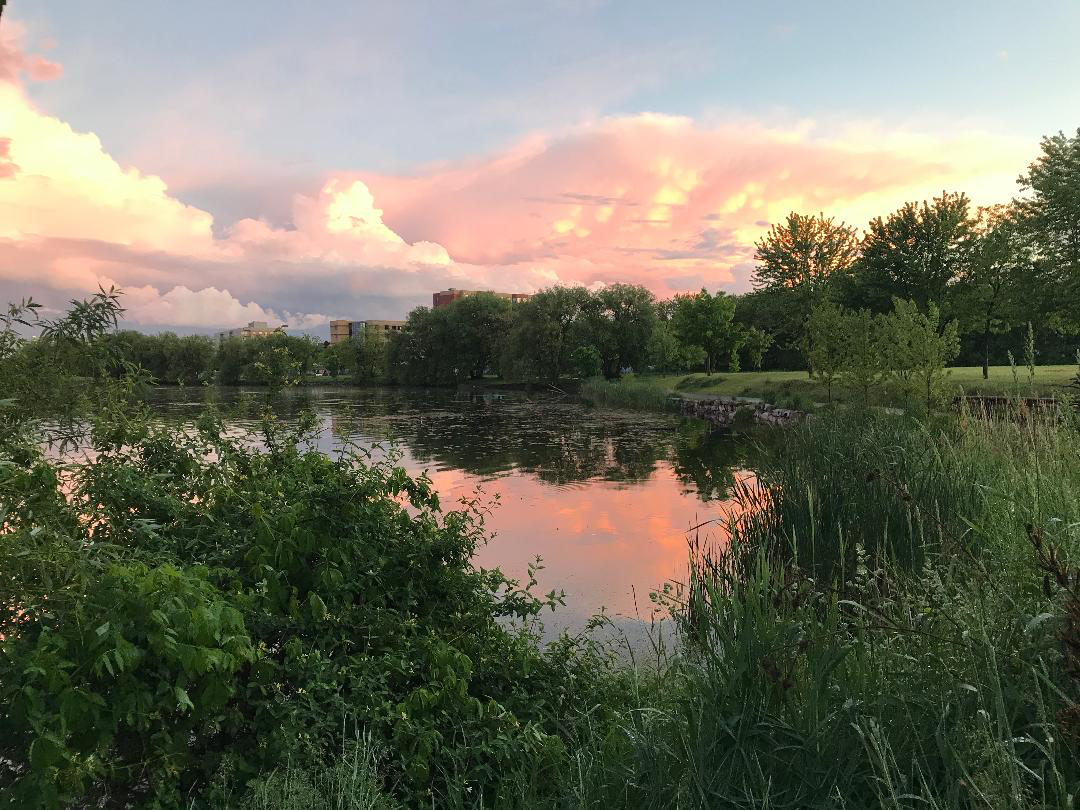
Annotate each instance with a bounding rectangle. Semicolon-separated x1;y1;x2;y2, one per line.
581;364;1078;413
665;404;1080;806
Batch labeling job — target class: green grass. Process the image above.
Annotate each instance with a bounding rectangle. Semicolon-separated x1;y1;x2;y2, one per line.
225;736;393;810
580;375;676;412
636;364;1078;409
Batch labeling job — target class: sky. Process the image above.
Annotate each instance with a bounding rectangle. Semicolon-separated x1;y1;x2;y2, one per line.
1;1;1078;335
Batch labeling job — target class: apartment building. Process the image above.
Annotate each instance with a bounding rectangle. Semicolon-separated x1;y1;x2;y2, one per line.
329;319;406;344
359;320;406;336
217;321;278;341
329;320;352;345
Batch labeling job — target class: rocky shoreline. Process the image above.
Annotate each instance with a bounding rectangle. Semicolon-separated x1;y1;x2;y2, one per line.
673;395;803;428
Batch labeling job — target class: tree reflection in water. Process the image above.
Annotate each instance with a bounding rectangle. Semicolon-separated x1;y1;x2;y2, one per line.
143;386;755;629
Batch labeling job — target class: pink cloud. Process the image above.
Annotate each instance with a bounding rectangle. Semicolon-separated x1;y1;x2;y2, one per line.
0;137;16;178
0;33;464;328
0;21;63;84
360;115;1030;294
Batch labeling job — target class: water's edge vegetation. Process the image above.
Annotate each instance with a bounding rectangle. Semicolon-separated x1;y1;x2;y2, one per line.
3;296;1080;808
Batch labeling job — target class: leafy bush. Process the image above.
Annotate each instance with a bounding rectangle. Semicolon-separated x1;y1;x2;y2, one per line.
569;344;603;379
0;399;598;807
730;404;757;432
1;558;253;807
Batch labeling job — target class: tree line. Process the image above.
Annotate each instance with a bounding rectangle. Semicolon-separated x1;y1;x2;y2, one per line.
385;284;770;386
92;329;387;388
746;127;1080;376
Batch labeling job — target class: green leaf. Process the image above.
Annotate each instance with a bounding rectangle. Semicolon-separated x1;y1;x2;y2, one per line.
175;686;194;713
29;734;63;769
308;591;327;620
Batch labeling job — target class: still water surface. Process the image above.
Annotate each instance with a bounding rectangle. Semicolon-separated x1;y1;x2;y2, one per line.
146;386;753;636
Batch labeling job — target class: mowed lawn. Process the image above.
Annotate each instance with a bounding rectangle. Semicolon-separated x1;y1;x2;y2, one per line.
645;364;1077;406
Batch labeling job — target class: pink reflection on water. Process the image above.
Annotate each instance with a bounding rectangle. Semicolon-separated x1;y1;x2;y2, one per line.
418;462;738;624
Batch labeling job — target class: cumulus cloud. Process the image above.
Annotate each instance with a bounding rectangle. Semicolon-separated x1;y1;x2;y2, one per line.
361;114;1031;293
0;24;1036;331
0;32;468;330
0;80;214;250
123;285;287;330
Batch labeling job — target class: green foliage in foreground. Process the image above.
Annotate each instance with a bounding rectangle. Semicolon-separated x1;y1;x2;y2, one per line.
0;399;629;806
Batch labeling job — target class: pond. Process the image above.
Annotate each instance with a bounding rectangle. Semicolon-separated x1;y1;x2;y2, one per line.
144;386;755;642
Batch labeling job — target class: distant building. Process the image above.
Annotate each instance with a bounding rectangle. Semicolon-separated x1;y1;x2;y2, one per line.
432;288;531;309
329;319;406;344
359;319;406;336
329;320;352;345
217;321;278;342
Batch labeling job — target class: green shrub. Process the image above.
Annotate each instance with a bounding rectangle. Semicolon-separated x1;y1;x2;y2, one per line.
730;404;757;432
1;560;253;807
0;404;591;807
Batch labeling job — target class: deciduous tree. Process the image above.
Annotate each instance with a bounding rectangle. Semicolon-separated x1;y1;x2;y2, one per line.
852;192;974;316
954;205;1033;379
670;288;739;375
753;212;859;369
1015;128;1080;327
583;284;658;378
881;298;960;413
806;302;847;402
501;286;591;382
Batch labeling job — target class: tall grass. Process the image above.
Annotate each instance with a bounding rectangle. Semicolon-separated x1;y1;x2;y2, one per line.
222;735;394;810
565;405;1080;808
580;375;676;412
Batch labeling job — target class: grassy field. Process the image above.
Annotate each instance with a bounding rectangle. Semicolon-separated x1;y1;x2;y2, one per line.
640;364;1078;408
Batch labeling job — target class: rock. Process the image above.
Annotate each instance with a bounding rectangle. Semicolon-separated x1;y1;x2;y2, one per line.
671;394;803;428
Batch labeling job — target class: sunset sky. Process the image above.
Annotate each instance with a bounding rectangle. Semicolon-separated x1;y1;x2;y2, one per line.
2;2;1078;334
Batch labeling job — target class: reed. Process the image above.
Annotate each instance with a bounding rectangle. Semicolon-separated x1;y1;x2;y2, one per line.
579;375;676;412
579;404;1080;808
